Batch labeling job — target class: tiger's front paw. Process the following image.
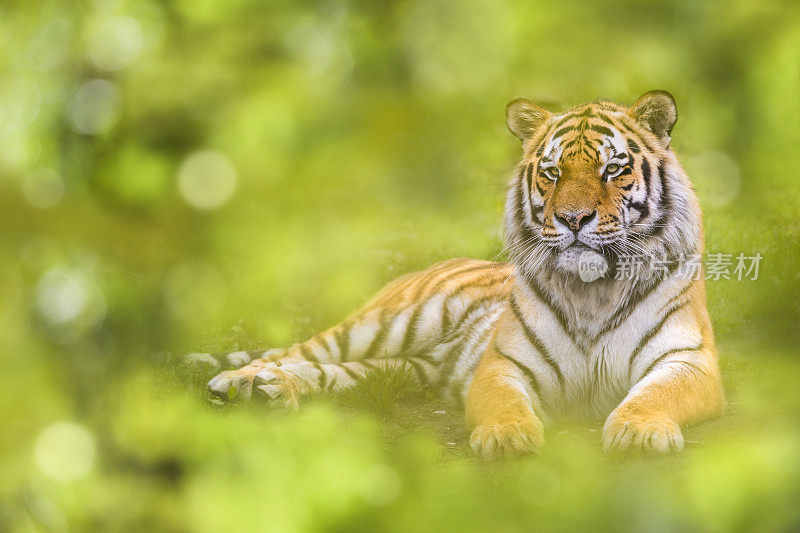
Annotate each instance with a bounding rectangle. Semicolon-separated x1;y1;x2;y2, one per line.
469;412;544;458
208;361;319;407
602;409;684;455
251;365;315;409
207;361;277;401
207;369;259;401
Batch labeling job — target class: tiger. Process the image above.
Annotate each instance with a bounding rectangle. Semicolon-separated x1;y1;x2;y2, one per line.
191;90;724;457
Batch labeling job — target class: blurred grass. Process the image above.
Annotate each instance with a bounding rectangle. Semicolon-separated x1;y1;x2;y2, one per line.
1;0;800;531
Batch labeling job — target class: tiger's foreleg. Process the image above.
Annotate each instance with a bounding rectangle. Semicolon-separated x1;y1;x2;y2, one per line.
465;337;545;458
602;344;724;455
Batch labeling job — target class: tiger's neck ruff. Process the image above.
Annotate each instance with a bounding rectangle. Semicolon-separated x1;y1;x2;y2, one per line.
503;94;703;342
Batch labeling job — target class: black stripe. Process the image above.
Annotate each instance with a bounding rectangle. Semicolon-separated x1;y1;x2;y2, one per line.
494;343;542;398
629;202;649;220
439;297;451;339
525;163;533;198
437;273;507;339
595;113;616;125
593;262;679;340
640;157;651;197
434;300;496;388
589;124;614;137
522;278;585;354
661;281;694;313
325;335;339;361
512;123;557;244
674;360;711;378
400;263;498;355
509;295;564;387
400;306;424;355
561;138;579;151
515;177;540;241
447;269;508;299
618;118;654;153
444;296;497;339
593;348;610;397
638;343;704;383
247;349;267;360
369;258;466;310
529;121;558;152
633;158;672;239
435;334;474;387
626;138;641;154
627;300;690;380
341;364;361;381
406;358;429;385
463;321;499;380
522;163;542;224
413;353;437;364
535;178;547;197
648;159;671;238
410;258;482;308
311;361;326;390
299;343;319;363
628;156;652;219
364;309;390;359
311;334;330;358
553;113;579;128
361;359;379;370
581;144;600;161
522;122;557;171
612;167;632;178
326;374;338;392
334;323;351;361
552;126;574;139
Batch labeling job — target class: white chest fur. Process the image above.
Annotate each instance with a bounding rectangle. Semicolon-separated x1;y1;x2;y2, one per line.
507;271;700;420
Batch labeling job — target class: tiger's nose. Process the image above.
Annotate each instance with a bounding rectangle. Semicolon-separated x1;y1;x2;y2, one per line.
554;210;597;233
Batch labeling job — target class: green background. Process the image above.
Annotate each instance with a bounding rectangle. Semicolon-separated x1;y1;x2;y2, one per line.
1;0;799;531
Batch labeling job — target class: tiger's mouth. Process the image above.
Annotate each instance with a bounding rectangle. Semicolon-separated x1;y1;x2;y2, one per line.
567;241;593;252
554;242;611;281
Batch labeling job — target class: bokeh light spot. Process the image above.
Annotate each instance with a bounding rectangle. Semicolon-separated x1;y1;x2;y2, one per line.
34;422;96;482
69;79;121;135
86;16;144;71
36;269;86;324
28;17;73;72
284;19;354;86
177;150;237;210
0;131;41;172
35;268;106;330
0;76;42;132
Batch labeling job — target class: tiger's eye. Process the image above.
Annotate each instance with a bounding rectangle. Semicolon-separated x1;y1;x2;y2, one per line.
606;163;620;175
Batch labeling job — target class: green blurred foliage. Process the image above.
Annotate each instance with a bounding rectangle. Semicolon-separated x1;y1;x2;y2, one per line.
1;0;799;531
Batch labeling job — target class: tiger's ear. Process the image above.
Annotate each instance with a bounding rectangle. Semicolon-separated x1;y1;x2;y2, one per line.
628;90;677;147
506;98;551;141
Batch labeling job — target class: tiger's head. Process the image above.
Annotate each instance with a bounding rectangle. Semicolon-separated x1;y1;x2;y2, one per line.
504;91;702;283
